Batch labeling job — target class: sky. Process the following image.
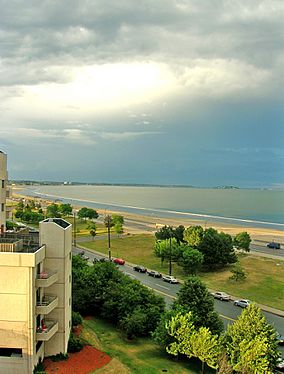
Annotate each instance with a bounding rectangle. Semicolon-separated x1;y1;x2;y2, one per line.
0;0;283;188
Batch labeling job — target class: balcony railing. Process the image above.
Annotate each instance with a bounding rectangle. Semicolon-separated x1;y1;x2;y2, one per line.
36;295;58;315
36;270;58;288
36;319;58;341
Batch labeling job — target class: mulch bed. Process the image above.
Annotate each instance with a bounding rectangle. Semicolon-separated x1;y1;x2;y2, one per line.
43;345;111;374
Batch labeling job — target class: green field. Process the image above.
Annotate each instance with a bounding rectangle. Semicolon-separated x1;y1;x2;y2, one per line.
80;234;284;310
82;317;210;374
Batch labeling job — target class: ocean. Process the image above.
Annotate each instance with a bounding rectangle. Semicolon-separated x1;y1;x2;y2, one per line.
20;185;284;230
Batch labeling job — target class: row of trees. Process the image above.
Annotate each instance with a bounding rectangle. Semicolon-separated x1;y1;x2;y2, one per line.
153;276;280;373
72;255;165;339
154;225;251;274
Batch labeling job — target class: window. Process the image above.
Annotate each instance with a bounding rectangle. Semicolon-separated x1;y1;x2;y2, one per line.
0;348;22;358
1;180;4;188
1;203;4;212
69;275;71;283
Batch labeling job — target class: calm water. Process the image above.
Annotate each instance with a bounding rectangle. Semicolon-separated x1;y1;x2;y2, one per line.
22;185;284;229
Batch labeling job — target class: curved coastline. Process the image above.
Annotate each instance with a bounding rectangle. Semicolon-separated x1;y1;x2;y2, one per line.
21;188;284;231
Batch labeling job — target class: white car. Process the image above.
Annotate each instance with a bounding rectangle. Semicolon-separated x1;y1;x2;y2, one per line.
162;275;178;284
212;291;230;301
234;299;250;308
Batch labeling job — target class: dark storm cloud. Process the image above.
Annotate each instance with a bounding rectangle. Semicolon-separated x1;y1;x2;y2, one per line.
0;0;283;86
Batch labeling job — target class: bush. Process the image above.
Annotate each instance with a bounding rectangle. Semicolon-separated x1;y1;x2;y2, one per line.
68;332;84;353
72;311;83;327
50;352;68;362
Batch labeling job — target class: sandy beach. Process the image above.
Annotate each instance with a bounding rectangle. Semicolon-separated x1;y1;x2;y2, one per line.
11;187;284;245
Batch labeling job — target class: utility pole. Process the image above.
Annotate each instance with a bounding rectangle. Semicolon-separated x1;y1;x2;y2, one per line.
169;235;172;276
73;210;77;247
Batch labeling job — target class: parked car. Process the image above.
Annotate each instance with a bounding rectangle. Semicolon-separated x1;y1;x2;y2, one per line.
162;275;178;284
92;258;99;264
147;270;162;278
79;250;89;261
276;358;284;372
212;291;230;301
99;257;112;262
277;333;284;345
234;299;250;308
113;258;125;265
267;242;281;249
133;265;147;273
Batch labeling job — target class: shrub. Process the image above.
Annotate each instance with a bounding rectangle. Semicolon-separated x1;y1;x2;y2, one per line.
50;352;68;362
68;332;84;353
72;311;83;327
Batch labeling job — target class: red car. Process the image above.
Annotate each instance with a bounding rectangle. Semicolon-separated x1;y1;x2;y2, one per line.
113;258;125;265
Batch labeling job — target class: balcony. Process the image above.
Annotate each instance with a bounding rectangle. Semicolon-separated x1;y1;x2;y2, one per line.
36;295;58;315
36;270;58;288
36;320;58;341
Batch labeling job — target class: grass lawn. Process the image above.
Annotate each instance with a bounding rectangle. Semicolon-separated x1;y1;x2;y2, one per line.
64;217;108;236
81;317;210;374
80;234;284;310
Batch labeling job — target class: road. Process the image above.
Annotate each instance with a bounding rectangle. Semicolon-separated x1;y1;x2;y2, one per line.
73;246;284;356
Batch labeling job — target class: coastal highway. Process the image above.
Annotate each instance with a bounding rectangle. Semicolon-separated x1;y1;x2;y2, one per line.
72;246;284;356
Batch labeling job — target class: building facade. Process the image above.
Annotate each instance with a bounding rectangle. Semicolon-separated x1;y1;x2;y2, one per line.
0;152;72;374
0;151;7;233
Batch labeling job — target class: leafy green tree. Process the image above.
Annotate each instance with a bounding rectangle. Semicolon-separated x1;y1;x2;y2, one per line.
184;225;204;247
46;203;61;218
174;276;223;334
178;246;204;275
229;262;247;282
234;231;251;252
30;200;36;209
119;308;147;339
72;311;83;327
90;228;97;240
198;228;237;268
225;303;280;373
59;203;73;216
155;225;174;241
78;207;98;220
166;312;221;373
114;222;123;236
112;214;124;225
173;225;185;245
17;199;24;211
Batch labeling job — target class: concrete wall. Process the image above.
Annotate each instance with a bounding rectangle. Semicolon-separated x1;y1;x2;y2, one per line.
40;219;72;356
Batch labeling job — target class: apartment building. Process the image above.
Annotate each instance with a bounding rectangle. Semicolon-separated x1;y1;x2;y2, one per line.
0;151;7;233
0;151;72;374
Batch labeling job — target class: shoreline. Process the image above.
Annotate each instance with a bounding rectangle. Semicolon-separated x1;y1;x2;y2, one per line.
11;187;284;244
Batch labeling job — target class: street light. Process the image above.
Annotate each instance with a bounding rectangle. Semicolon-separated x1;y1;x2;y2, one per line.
104;214;113;260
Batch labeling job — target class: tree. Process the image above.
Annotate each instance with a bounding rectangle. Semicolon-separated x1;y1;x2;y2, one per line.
17;199;24;211
173;225;185;245
59;203;73;216
119;308;147;339
229;262;246;282
104;215;115;259
155;226;175;275
234;232;251;252
184;225;204;248
46;203;61;218
174;276;223;335
90;228;97;240
166;312;221;373
114;222;123;236
78;207;99;220
178;247;204;275
198;228;237;268
112;214;124;225
225;303;280;373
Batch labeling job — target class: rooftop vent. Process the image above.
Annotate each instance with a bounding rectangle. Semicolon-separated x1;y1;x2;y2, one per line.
43;218;70;229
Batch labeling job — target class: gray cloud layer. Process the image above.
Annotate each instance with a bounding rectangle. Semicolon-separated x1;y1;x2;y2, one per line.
0;0;283;186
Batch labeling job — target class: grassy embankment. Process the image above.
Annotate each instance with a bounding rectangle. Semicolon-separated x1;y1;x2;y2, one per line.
80;234;284;310
81;317;210;374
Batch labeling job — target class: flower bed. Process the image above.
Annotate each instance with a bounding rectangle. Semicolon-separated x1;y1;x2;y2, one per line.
44;345;111;374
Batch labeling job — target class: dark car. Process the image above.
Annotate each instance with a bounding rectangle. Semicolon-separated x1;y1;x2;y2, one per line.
79;250;89;261
133;265;147;273
99;257;112;262
277;333;284;345
267;242;281;249
147;270;162;278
